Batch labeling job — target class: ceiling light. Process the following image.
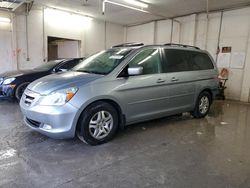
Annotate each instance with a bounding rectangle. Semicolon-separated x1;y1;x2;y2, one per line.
44;6;93;21
44;8;92;30
0;17;11;23
104;0;149;13
123;0;148;8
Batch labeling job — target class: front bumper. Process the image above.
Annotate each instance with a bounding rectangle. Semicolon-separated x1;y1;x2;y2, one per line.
0;84;15;98
0;85;2;96
20;91;80;139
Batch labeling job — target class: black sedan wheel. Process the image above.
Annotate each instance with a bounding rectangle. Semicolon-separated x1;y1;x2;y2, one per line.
15;82;30;101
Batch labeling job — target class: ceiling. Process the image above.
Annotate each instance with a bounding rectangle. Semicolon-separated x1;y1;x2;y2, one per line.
33;0;250;25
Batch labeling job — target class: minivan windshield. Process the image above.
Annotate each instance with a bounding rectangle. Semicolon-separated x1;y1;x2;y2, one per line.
34;60;63;71
73;48;132;75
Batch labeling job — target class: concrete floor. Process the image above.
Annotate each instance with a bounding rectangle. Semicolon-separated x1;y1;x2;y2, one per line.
0;100;250;188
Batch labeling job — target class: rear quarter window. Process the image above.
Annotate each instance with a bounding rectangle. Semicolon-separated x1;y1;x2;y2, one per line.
189;52;214;71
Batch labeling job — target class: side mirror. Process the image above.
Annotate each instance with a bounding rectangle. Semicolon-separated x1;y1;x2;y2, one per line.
53;68;67;73
58;68;67;72
128;67;143;76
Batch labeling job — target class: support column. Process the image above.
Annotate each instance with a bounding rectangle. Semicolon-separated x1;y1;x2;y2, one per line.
240;21;250;102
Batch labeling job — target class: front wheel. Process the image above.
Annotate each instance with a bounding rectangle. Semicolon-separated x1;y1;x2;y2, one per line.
15;82;30;101
77;102;119;145
191;91;212;118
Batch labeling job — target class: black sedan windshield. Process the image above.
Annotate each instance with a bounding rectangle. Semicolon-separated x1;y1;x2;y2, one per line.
34;60;63;71
73;49;132;75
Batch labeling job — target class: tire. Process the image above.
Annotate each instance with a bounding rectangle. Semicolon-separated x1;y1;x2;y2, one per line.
15;82;30;101
191;91;212;118
77;102;119;145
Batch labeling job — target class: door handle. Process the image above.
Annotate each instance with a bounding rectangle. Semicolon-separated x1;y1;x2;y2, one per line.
171;77;179;82
157;78;166;83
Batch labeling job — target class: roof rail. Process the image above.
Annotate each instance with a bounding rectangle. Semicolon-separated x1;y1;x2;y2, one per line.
112;43;144;48
164;43;200;50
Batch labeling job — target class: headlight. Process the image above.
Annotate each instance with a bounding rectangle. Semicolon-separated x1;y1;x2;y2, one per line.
39;87;78;106
3;78;16;85
0;78;3;85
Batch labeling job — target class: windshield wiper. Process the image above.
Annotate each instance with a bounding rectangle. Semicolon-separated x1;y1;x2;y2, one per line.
75;70;105;75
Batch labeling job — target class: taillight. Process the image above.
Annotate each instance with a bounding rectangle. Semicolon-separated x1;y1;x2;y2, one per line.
215;75;221;82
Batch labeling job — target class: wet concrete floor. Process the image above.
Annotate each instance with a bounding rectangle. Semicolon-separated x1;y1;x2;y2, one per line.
0;99;250;188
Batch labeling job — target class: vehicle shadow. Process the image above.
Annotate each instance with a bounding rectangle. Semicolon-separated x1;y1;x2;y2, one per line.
0;97;17;104
10;102;222;149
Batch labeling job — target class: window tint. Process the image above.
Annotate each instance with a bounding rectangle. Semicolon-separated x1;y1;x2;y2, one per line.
164;49;189;73
59;59;81;70
34;60;63;71
189;52;214;70
129;48;162;75
164;49;214;73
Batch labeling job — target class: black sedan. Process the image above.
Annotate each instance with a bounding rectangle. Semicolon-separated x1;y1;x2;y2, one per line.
0;58;83;101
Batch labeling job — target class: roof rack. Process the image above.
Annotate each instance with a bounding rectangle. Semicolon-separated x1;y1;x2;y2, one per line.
112;43;144;48
164;43;200;50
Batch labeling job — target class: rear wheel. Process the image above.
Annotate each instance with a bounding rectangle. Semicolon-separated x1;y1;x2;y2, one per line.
191;91;211;118
77;102;119;145
15;82;30;101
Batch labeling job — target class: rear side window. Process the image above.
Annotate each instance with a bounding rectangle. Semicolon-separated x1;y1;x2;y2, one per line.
164;49;189;73
129;48;162;75
164;49;214;73
189;52;214;70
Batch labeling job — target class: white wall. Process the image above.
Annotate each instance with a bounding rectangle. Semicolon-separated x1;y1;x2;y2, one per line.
219;8;250;100
0;6;125;73
126;20;180;45
84;21;125;56
0;12;16;73
176;14;197;45
125;7;250;102
155;20;172;44
15;9;44;70
0;24;13;73
105;22;125;49
127;22;155;44
58;41;80;59
84;20;105;56
2;6;250;102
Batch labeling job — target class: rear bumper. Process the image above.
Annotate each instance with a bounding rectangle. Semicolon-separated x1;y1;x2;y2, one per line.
211;88;220;100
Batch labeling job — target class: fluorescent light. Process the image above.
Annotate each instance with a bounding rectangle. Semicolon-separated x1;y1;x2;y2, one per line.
124;0;148;8
104;0;149;13
44;6;93;21
44;8;92;30
0;1;12;8
0;17;11;23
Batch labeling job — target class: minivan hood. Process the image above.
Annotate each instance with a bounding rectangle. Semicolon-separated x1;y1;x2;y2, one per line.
27;71;103;95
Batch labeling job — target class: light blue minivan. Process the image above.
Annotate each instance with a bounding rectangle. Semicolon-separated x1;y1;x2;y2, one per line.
20;43;219;145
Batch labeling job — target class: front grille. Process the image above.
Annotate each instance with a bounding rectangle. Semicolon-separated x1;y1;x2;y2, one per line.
23;89;39;106
24;94;35;106
26;118;41;128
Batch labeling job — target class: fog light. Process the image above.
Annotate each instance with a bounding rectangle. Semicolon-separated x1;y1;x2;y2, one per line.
9;84;16;89
42;124;52;130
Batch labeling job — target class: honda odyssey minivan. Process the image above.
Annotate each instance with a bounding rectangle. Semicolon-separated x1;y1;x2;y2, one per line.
20;43;219;145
